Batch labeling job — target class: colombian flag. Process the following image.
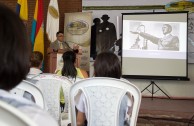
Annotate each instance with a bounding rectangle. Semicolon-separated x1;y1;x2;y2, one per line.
31;0;44;57
16;0;28;21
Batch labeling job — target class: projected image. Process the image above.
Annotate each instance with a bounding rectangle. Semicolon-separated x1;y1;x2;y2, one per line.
122;12;188;80
128;22;180;51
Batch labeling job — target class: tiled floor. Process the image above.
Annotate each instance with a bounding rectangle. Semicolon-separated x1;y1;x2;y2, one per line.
138;97;194;126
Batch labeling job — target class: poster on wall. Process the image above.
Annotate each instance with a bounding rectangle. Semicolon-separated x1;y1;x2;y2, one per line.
64;12;92;71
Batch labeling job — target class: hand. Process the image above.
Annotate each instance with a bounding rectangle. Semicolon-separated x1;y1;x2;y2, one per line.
53;49;58;52
73;44;79;50
130;31;139;34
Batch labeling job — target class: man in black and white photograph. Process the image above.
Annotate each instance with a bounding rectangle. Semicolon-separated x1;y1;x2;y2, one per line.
130;23;179;51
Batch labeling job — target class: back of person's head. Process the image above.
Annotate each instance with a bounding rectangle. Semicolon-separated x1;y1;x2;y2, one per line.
94;51;121;79
62;51;77;79
56;31;64;37
0;4;30;90
30;51;43;68
93;18;101;24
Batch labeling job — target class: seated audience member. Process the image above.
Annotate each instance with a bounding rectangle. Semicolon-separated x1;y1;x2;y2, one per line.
57;51;88;81
26;51;43;83
26;51;43;85
56;51;88;112
0;4;58;126
76;51;132;126
23;51;43;102
28;51;43;76
50;31;79;53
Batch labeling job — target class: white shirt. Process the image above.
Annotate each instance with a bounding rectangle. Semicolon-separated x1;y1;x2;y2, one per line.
27;68;42;79
29;67;42;75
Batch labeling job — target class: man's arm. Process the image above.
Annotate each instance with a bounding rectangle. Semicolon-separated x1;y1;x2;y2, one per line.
76;111;86;126
131;31;160;44
75;93;86;126
50;41;58;50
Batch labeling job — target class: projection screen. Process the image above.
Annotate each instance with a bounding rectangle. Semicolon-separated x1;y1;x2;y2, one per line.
122;12;189;80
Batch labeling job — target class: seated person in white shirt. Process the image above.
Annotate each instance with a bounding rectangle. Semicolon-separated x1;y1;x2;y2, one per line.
76;52;132;126
24;51;43;101
28;51;43;77
0;4;58;126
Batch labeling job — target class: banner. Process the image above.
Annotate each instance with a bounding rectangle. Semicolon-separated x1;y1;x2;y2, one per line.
46;0;59;42
16;0;28;21
31;0;44;57
64;12;92;71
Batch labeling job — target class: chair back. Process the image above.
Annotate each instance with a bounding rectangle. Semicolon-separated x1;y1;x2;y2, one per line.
0;100;37;126
35;74;73;125
70;77;142;126
10;80;45;109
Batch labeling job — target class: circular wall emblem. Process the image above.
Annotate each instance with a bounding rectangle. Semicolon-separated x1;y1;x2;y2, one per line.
66;20;89;35
48;6;59;19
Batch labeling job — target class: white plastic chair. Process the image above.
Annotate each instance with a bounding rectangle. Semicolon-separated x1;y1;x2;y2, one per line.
10;80;45;109
35;74;73;125
0;100;37;126
70;77;142;126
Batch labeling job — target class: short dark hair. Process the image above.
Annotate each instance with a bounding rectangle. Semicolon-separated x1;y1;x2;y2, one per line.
164;24;172;33
94;52;121;79
62;51;77;79
30;51;43;67
93;18;100;23
56;31;64;37
0;4;30;90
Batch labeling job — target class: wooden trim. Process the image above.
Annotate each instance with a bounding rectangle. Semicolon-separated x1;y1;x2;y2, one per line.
82;5;165;10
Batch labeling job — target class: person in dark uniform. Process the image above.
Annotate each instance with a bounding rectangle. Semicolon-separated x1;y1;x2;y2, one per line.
90;18;101;60
96;14;117;54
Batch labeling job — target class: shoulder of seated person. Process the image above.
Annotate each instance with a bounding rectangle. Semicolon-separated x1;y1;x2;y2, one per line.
80;69;88;78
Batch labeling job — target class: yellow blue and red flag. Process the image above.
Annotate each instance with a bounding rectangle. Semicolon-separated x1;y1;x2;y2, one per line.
31;0;44;57
16;0;28;21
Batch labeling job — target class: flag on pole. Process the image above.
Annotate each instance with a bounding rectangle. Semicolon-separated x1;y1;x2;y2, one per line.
16;0;28;21
46;0;59;42
31;0;44;57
